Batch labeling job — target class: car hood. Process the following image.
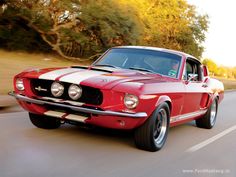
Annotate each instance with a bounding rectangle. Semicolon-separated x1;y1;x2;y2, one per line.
23;66;166;90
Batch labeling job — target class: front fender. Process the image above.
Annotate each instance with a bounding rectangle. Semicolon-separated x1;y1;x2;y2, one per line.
155;95;172;111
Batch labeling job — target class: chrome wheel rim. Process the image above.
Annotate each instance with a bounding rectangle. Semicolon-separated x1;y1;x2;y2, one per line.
210;100;217;126
153;108;167;144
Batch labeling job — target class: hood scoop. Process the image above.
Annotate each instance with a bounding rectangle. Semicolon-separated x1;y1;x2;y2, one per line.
71;66;113;73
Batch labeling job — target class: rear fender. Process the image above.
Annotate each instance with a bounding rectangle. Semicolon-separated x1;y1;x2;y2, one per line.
206;92;219;108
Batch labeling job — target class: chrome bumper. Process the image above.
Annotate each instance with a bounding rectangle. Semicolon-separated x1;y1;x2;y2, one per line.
8;92;147;118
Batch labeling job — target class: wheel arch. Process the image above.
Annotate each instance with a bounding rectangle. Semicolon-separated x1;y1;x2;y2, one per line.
206;92;219;108
155;95;172;113
135;96;171;151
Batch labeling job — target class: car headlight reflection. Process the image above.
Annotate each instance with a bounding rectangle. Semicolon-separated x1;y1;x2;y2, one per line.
68;84;82;100
124;94;139;109
51;82;64;97
16;78;24;91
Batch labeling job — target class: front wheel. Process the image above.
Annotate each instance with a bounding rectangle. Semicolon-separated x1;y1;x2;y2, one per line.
196;98;218;129
29;113;61;129
134;102;170;152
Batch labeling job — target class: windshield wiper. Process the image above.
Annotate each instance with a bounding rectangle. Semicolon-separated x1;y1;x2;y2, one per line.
129;67;155;73
93;64;119;68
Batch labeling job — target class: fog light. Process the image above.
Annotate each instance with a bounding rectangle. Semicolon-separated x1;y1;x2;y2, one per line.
124;94;139;109
16;78;24;91
68;84;82;100
51;82;64;97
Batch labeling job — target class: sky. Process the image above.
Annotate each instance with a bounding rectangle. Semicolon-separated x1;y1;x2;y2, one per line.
187;0;236;67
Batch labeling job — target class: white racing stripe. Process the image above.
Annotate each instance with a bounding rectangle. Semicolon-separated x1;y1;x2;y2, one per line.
39;68;80;80
59;70;106;84
186;125;236;153
39;67;106;84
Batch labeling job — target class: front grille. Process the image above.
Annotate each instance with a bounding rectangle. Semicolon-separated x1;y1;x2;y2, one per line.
30;79;103;105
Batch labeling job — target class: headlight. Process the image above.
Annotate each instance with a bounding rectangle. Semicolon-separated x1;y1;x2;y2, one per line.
124;94;139;109
51;82;64;97
16;78;24;91
68;84;82;100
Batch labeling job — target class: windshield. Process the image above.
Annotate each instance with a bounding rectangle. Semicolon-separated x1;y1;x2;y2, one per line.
93;48;182;78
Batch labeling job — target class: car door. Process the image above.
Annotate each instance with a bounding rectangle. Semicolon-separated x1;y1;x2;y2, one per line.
182;58;208;114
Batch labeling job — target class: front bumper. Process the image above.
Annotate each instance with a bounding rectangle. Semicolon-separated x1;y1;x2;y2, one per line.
8;91;147;118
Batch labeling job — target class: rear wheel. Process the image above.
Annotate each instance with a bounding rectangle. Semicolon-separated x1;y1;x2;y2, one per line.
134;103;170;152
29;113;61;129
196;98;218;129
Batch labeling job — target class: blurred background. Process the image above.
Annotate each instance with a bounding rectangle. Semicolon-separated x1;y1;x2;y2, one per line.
0;0;236;97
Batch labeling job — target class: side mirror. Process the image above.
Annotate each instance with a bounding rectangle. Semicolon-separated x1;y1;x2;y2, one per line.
188;73;198;81
203;65;209;77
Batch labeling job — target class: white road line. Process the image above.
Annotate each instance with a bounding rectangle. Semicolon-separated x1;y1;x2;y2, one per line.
186;125;236;153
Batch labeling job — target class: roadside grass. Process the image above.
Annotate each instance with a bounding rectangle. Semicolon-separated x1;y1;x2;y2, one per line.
0;50;92;94
214;77;236;90
1;50;236;94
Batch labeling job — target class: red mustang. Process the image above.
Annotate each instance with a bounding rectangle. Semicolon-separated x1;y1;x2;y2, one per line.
9;46;224;151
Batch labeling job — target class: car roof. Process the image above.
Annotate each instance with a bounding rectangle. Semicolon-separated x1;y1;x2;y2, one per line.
113;46;198;61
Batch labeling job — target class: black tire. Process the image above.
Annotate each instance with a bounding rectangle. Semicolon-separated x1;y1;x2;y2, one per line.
29;113;61;129
196;98;218;129
134;102;170;152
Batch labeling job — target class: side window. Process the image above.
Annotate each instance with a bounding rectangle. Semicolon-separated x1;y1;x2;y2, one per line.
185;58;202;82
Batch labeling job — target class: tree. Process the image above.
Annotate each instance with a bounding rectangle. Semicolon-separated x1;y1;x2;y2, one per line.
202;58;218;76
233;67;236;79
0;0;209;60
1;0;143;60
2;0;87;60
216;66;227;78
142;0;209;58
77;0;143;57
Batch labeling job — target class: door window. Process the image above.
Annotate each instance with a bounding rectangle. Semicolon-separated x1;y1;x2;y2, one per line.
183;58;203;82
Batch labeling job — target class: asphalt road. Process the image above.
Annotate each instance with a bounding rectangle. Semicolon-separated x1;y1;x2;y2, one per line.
0;92;236;177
